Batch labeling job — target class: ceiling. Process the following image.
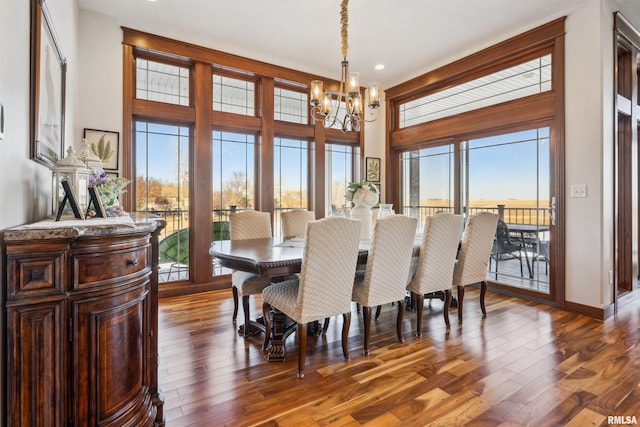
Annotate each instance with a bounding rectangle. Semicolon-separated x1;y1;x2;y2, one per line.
77;0;639;89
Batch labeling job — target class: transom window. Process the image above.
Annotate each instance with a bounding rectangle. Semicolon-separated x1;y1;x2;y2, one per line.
136;58;190;106
274;87;308;124
213;74;255;115
399;54;552;128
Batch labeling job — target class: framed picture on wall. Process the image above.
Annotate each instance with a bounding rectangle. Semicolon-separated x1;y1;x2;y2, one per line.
366;157;381;183
30;0;67;168
83;128;120;170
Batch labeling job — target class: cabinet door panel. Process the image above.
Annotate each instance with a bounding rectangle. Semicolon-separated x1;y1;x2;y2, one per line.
7;303;64;427
71;280;155;426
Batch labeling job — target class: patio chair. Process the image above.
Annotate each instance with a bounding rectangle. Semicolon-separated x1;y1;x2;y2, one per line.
262;217;361;378
351;215;417;354
489;219;524;279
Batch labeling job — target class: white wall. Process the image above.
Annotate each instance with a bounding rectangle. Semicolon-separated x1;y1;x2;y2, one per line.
0;0;78;230
77;10;123;156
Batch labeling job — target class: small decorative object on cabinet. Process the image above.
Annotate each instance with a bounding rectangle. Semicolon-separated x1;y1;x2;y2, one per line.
3;215;166;427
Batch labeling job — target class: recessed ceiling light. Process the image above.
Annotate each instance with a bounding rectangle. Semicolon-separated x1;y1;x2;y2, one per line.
374;64;385;71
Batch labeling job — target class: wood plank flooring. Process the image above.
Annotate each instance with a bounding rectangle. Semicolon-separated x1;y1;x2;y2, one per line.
158;288;640;426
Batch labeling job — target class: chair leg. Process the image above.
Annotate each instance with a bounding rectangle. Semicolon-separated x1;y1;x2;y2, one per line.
457;285;465;323
242;295;251;338
262;302;271;350
232;286;239;322
413;291;424;337
494;257;499;280
396;300;404;343
296;322;307;379
518;251;524;277
480;280;487;317
363;306;371;355
374;305;382;320
342;313;351;361
322;317;330;334
443;289;451;328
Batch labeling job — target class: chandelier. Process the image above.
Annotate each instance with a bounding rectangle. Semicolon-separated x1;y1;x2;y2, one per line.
310;0;380;132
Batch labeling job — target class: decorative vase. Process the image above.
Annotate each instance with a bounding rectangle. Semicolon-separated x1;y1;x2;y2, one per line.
378;203;394;219
350;188;379;240
350;203;373;239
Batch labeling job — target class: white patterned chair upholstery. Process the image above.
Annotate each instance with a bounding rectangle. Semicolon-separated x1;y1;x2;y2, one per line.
262;217;361;378
452;211;499;322
351;215;417;355
281;210;316;240
229;211;272;337
406;213;464;333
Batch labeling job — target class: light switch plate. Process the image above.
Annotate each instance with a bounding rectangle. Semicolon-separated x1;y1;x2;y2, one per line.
570;184;586;198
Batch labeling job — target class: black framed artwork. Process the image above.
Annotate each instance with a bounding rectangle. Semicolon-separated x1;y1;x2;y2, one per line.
83;128;120;170
366;157;381;183
30;0;67;168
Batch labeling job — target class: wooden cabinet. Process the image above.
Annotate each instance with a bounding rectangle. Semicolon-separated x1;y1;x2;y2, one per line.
3;217;165;427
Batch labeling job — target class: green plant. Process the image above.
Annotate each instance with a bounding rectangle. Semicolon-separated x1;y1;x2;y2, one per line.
90;134;114;162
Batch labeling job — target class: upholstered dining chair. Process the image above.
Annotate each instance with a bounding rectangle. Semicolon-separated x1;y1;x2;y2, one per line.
229;210;272;337
452;211;499;323
281;210;316;240
406;212;464;333
262;217;361;378
351;215;417;355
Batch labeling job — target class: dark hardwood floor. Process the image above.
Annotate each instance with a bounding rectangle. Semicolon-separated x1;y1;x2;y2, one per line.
158;287;640;426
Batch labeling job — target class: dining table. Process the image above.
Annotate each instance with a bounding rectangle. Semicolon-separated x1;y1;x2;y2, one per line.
506;223;550;278
210;235;424;360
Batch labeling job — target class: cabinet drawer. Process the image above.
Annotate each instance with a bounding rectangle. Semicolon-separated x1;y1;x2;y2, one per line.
73;246;149;287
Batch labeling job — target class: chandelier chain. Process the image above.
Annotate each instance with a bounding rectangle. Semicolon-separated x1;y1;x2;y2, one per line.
340;0;349;59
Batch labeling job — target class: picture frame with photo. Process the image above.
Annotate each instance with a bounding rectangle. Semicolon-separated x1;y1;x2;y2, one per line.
366;157;381;183
83;128;119;170
30;0;67;168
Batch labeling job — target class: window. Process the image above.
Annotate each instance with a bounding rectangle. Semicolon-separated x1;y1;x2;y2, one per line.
400;144;455;224
274;87;308;124
274;137;309;236
136;58;190;106
124;28;362;294
135;122;190;282
213;74;255;115
399;54;552;128
212;130;256;212
326;143;357;213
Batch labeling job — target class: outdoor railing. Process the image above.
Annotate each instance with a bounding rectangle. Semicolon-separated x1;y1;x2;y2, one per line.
402;204;550;227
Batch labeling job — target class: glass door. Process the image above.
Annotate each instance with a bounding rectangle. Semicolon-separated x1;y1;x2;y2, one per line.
464;127;551;293
401;126;554;297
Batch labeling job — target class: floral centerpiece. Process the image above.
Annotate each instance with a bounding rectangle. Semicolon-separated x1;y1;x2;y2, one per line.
345;179;379;208
88;169;131;217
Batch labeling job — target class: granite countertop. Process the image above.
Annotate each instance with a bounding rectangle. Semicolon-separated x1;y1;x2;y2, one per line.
3;214;166;241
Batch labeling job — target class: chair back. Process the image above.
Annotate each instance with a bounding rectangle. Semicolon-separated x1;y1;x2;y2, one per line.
297;217;360;322
229;211;272;240
359;215;417;306
494;218;516;250
453;212;499;287
407;213;464;295
281;210;316;240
